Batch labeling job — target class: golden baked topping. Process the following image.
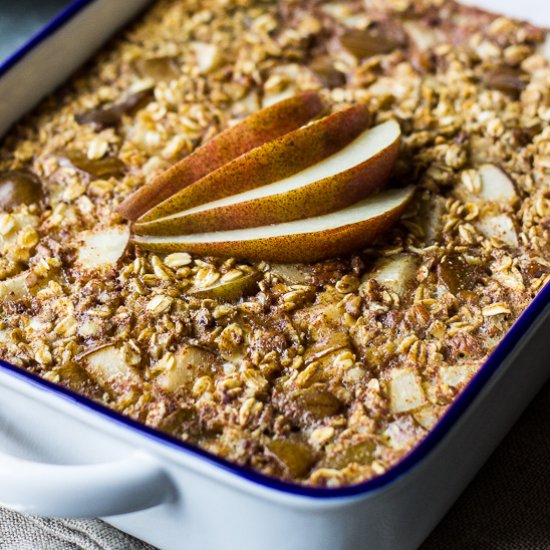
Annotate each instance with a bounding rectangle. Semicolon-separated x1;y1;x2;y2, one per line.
75;88;154;129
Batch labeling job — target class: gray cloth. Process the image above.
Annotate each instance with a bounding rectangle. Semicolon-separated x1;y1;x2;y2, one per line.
422;378;550;550
0;510;155;550
2;380;550;549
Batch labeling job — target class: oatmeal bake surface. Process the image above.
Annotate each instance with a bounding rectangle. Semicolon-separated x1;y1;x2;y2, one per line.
0;0;550;487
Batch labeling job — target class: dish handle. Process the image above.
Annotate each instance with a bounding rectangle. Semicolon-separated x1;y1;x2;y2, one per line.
0;449;173;517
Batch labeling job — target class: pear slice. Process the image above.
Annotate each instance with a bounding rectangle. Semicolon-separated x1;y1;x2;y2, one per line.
133;186;414;263
135;119;400;236
136;104;372;224
117;92;325;220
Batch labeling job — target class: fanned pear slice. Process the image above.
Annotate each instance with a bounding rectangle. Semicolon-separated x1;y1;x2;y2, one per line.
135;119;400;236
133;186;414;263
117;92;325;220
137;104;372;224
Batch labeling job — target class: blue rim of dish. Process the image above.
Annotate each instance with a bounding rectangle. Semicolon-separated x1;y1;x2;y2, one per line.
2;278;549;499
0;284;550;499
1;0;550;499
0;0;98;79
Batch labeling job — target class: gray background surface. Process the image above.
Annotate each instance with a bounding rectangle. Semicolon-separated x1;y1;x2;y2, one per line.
0;0;71;63
0;2;549;549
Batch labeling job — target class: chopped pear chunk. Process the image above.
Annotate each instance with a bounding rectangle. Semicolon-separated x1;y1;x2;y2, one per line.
75;225;129;269
156;345;217;393
83;344;141;397
368;254;418;296
389;367;426;414
476;214;518;247
189;271;261;302
0;272;29;301
458;164;517;206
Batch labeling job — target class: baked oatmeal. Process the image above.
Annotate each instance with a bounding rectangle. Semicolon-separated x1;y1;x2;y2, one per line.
1;0;550;487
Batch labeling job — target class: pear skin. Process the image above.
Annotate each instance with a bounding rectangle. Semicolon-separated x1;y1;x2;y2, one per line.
135;119;399;236
136;104;372;223
133;187;414;263
117;91;325;220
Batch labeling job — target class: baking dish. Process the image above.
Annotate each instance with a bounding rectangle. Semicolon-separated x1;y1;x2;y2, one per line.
1;1;550;549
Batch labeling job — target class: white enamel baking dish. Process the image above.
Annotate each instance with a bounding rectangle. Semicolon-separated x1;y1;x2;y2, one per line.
1;1;550;549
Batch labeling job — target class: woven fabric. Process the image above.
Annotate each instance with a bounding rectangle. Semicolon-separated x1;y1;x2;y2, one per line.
0;510;155;550
422;380;550;549
2;381;550;550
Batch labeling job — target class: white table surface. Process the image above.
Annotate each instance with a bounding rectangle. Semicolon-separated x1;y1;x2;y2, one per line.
468;0;550;26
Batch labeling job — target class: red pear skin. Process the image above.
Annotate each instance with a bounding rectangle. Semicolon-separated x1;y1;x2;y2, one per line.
136;104;372;224
135;127;399;236
117;92;325;221
133;190;413;263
